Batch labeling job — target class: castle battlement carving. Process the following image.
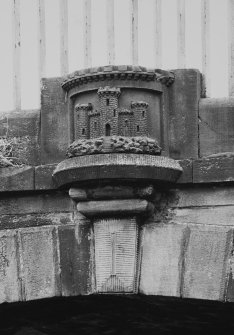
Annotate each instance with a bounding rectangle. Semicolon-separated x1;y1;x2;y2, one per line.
74;86;149;139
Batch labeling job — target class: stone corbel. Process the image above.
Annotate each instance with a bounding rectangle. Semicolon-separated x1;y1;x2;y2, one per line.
69;185;155;294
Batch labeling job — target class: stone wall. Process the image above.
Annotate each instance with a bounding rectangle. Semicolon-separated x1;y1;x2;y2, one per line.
1;67;234;304
140;185;234;301
1;173;234;303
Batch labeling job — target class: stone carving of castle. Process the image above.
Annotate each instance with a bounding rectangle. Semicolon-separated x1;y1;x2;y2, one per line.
75;87;149;139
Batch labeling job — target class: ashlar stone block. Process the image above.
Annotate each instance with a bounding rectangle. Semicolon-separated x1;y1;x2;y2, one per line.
19;226;60;301
139;223;188;297
182;226;232;301
0;230;20;303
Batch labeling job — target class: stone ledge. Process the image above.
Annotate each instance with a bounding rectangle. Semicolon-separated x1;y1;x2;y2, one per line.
177;159;193;184
53;154;182;188
193;155;234;183
0;155;232;193
0;166;34;192
35;164;57;190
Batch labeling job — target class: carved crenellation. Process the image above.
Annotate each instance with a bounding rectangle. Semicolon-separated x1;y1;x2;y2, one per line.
75;103;92;111
131;101;149;108
97;86;121;97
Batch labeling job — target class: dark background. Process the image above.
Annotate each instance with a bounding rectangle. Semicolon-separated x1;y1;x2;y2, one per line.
1;295;234;334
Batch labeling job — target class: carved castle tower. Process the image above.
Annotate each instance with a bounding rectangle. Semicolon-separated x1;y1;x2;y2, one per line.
97;87;121;136
131;101;149;136
75;103;91;139
74;88;149;140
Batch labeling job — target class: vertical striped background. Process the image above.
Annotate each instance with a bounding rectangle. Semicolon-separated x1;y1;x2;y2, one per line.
0;0;230;111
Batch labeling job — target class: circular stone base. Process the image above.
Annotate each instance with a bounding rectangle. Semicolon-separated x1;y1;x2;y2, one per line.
53;154;182;188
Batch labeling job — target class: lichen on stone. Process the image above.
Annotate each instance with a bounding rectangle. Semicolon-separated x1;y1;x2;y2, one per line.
0;137;25;167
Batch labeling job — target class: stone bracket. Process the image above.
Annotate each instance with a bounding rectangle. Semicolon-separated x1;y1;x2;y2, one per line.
77;199;154;218
69;185;155;201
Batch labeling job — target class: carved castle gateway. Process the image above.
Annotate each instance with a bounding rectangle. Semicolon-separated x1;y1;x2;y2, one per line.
75;87;149;139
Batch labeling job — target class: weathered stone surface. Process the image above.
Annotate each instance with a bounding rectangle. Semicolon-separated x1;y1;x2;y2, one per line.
0;213;73;230
139;224;188;296
173;206;234;226
176;159;193;184
9;136;40;166
69;185;155;201
193;155;234;183
0;230;20;303
35;164;57;190
69;188;88;201
19;226;60;300
0;193;73;216
226;233;234;302
171;186;234;208
168;69;201;159
182;226;232;301
199;98;234;157
77;199;154;217
0;109;40;166
41;78;68;164
53;154;182;187
59;220;93;296
0;110;40;138
94;218;138;293
0;166;34;192
62;65;174;91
